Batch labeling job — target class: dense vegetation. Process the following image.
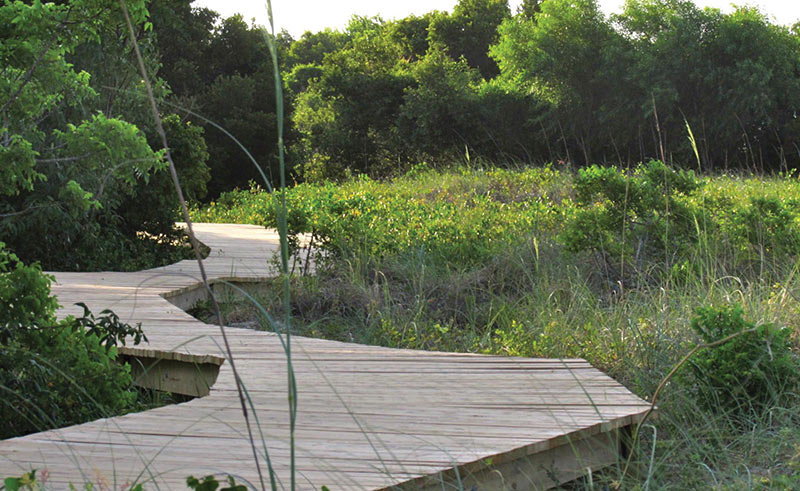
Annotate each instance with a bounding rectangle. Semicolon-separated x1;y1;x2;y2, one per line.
0;0;201;440
194;164;800;487
1;0;209;272
0;244;156;439
147;0;800;187
5;0;800;269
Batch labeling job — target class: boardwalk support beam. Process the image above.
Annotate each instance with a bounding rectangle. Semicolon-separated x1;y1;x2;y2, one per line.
121;351;223;397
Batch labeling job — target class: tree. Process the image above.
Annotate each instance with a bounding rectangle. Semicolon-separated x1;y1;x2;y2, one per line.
201;69;286;195
616;0;800;170
284;29;349;97
150;0;218;97
286;28;349;68
0;0;173;270
204;14;271;83
428;0;511;78
149;6;292;196
492;0;635;164
398;48;482;155
292;16;414;179
517;0;542;20
388;13;434;62
118;114;211;236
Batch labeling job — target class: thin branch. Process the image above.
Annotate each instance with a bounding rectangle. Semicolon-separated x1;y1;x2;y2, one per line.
35;153;91;164
0;203;55;218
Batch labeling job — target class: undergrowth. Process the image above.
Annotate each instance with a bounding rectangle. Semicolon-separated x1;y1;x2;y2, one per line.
0;245;167;439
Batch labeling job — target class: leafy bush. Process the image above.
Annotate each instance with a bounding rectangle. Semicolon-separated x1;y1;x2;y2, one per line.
0;246;142;439
684;304;800;419
0;244;59;335
186;475;246;491
0;319;137;439
561;160;703;282
0;1;206;272
733;196;800;258
73;302;147;349
119;113;211;237
197;164;800;285
195;166;570;267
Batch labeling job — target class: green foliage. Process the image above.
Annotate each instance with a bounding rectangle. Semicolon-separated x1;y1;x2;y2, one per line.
0;136;40;196
285;63;324;94
201;71;285;196
290;16;414;179
140;0;800;180
4;470;39;491
0;318;136;439
149;0;219;97
428;0;510;78
397;48;482;155
186;475;246;491
388;14;433;61
492;0;636;164
286;28;349;67
616;1;800;171
493;0;617;103
2;469;144;490
196;166;569;267
55;113;165;201
0;245;58;336
119;113;211;236
733;196;800;258
198;164;800;282
159;115;211;203
0;0;205;272
516;0;542;19
73;302;147;349
0;248;144;440
289;8;541;179
150;6;292;196
561;160;703;281
1;111;166;270
684;304;800;419
194;167;800;487
203;15;271;83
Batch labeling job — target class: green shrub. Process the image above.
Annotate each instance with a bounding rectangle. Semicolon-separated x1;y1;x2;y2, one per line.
194;167;569;268
561;160;703;282
119;113;211;237
0;246;142;439
0;321;137;439
186;475;246;491
73;302;147;349
734;196;800;258
0;244;59;335
684;304;800;420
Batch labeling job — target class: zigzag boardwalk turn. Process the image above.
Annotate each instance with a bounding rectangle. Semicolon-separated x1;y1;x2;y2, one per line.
0;223;650;490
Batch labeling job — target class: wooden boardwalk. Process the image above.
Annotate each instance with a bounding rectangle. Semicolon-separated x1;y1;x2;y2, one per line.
0;223;650;490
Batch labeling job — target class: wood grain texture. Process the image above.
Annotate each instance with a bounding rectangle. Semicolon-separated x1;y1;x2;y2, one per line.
0;223;650;489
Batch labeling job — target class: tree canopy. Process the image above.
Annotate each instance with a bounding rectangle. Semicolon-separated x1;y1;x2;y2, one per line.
1;0;209;270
